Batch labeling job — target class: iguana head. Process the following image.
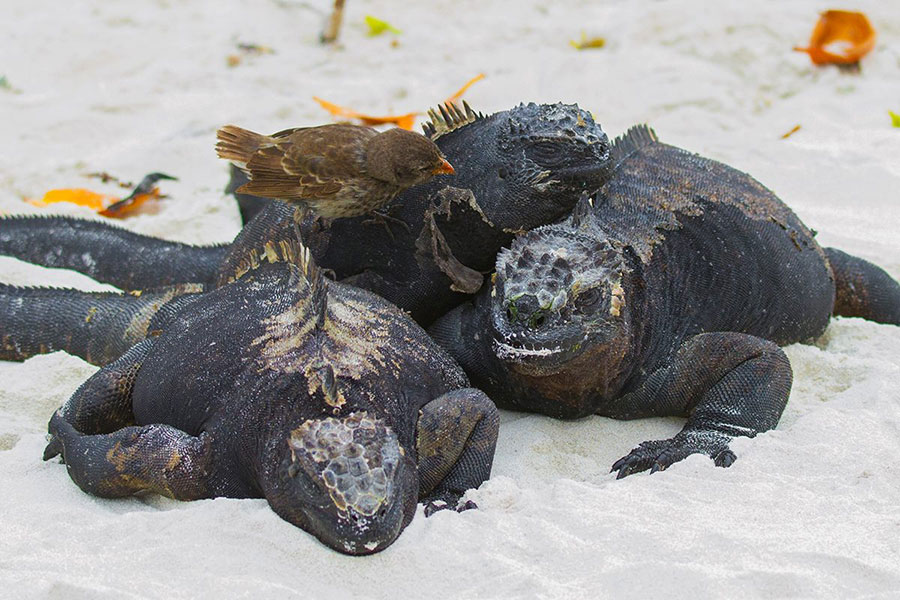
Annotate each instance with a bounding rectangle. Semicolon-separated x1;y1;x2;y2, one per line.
265;411;417;555
489;194;633;417
426;102;612;231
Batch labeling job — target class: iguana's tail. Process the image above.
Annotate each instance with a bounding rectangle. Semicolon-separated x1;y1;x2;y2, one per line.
826;247;900;325
0;283;202;365
0;215;227;290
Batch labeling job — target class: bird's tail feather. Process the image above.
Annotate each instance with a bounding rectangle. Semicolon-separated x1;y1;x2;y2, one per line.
216;125;270;167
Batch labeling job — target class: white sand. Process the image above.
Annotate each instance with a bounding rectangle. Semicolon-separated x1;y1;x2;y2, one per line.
2;1;899;597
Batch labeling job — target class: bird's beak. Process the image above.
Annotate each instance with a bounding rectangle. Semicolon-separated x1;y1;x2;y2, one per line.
432;158;455;175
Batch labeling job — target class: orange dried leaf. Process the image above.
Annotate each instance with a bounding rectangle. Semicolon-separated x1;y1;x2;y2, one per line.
444;73;485;105
781;124;802;139
313;75;484;131
794;10;876;65
313;96;420;130
25;188;116;211
98;189;160;218
25;181;166;219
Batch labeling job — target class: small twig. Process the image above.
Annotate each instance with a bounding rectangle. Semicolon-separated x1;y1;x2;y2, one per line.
321;0;345;44
780;125;801;139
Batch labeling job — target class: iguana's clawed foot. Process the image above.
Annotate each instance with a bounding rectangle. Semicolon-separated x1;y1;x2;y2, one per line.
611;432;735;479
422;494;477;517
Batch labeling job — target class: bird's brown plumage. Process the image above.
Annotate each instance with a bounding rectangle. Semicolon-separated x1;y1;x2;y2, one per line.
216;123;453;219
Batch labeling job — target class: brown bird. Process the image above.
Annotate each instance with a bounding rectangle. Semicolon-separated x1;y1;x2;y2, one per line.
216;123;454;219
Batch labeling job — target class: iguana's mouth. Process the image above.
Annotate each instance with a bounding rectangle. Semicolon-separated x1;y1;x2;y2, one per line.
491;327;585;376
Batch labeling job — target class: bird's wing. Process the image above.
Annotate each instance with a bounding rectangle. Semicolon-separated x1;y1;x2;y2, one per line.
241;124;374;202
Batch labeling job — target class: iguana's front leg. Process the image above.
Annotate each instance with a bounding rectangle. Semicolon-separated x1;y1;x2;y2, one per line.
608;332;792;478
415;388;499;516
48;417;212;500
43;339;213;500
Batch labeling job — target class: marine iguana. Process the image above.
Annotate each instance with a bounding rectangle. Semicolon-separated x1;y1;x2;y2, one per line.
42;236;499;555
430;125;900;478
0;101;612;330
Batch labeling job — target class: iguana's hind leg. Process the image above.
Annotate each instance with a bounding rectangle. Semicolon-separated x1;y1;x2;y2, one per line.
609;332;792;479
0;215;227;289
0;282;202;365
416;388;500;516
44;339;213;500
825;247;900;325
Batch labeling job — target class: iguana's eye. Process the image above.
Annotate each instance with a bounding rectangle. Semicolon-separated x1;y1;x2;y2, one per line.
577;288;602;310
529;141;563;164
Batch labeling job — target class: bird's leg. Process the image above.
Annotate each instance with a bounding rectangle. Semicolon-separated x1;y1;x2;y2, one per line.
362;205;412;241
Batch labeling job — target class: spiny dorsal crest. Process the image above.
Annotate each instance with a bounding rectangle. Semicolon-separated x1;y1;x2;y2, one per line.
610;124;659;167
228;233;326;301
422;100;482;140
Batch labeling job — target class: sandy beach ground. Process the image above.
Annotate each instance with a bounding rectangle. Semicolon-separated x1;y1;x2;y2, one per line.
2;1;899;598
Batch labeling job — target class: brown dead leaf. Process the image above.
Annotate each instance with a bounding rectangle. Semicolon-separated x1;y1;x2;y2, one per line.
794;10;876;65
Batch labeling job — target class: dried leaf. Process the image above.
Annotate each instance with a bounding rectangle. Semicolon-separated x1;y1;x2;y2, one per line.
85;171;132;188
226;55;242;67
444;74;485;105
98;189;160;218
237;43;274;55
570;33;606;50
0;74;20;93
365;15;401;36
890;111;900;128
794;10;876;65
781;124;802;139
313;74;484;131
313;96;419;130
26;188;113;212
25;174;173;218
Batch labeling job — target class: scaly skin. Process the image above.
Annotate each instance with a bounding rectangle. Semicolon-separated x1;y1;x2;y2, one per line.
430;125;900;477
0;283;203;365
43;239;499;555
0;215;227;290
